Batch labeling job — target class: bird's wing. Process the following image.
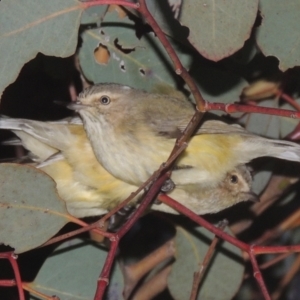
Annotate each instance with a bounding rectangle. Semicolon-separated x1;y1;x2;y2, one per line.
194;120;249;135
36;152;64;168
145;105;248;138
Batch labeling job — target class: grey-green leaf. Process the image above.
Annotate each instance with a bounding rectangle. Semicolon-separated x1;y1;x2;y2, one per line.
257;0;300;71
180;0;258;61
168;225;244;300
0;163;70;253
0;0;83;98
29;238;123;300
79;10;191;91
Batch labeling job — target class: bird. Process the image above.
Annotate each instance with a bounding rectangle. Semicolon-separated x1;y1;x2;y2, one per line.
0;116;256;217
70;83;300;191
158;164;256;214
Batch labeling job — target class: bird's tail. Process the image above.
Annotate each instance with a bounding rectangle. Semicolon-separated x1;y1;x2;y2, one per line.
244;137;300;163
270;139;300;162
0;116;24;131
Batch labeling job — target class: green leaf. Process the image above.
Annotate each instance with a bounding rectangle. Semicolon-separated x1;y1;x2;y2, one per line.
168;225;244;300
29;238;123;300
0;0;84;98
0;163;70;253
128;0;186;40
79;10;191;91
257;0;300;71
81;4;107;25
180;0;259;61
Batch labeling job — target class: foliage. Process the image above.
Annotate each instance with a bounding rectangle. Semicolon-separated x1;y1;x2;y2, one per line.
1;0;300;299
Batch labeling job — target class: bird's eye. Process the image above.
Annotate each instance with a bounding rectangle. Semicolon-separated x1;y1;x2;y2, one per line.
230;175;238;184
100;95;110;105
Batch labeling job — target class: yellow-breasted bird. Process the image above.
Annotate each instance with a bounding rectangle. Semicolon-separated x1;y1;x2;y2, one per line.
70;83;300;192
0;117;256;217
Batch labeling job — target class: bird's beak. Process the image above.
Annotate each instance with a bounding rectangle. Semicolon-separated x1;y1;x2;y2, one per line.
245;192;260;203
67;101;89;111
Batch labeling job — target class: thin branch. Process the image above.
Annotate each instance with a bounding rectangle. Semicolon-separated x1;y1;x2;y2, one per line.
206;102;300;118
158;194;249;251
0;280;16;287
190;220;228;300
94;173;170;299
40;223;113;248
259;253;292;270
23;283;59;300
137;0;206;111
0;252;25;300
248;249;271;300
279;91;300;112
80;0;138;10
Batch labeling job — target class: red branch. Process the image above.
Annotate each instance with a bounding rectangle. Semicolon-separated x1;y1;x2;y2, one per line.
0;252;25;300
206;102;300;118
136;0;206;111
94;173;170;299
80;0;138;9
249;249;271;300
158;194;300;298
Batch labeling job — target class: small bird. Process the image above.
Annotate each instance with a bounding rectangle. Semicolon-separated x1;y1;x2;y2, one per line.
0;117;256;217
71;83;300;190
159;164;256;214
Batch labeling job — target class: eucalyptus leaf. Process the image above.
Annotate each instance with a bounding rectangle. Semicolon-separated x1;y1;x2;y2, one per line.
29;238;123;300
180;0;258;61
81;4;107;25
0;164;70;253
0;0;83;98
257;0;300;71
79;10;191;91
169;225;244;300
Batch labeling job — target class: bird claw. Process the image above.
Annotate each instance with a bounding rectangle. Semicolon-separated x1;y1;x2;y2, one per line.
108;204;136;232
160;178;176;193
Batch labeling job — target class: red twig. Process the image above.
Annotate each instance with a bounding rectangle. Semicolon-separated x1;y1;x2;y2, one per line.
189;220;228;300
206;102;300;118
158;194;249;251
158;194;300;299
159;194;300;256
279;91;300;112
94;239;119;299
136;0;207;156
259;252;292;270
80;0;138;9
22;283;60;300
137;0;205;111
249;248;271;300
94;173;170;299
253;245;300;255
0;279;16;287
0;252;25;300
41;222;114;248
